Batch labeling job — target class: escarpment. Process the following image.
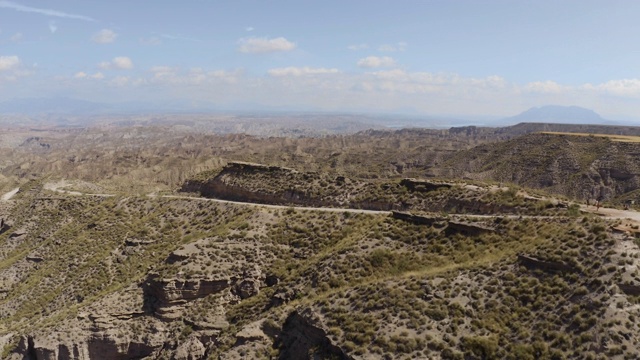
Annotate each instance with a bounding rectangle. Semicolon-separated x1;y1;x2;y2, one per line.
182;162;554;215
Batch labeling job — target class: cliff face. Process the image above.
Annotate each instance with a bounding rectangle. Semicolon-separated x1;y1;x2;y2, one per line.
182;162;542;215
276;309;352;360
182;161;337;208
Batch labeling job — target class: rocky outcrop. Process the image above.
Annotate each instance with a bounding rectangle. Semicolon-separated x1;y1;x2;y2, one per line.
618;283;640;296
235;320;270;345
0;217;11;235
144;276;230;320
276;309;351;360
173;336;207;360
233;265;264;300
446;221;495;236
518;255;576;273
123;238;154;247
400;178;452;192
392;211;442;225
11;331;165;360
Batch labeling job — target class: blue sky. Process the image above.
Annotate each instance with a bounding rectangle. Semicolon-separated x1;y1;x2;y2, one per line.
1;0;640;119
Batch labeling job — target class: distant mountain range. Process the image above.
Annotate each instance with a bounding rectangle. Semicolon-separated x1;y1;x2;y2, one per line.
0;98;628;127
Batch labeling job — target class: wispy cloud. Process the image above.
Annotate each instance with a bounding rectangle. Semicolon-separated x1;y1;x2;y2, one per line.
92;29;117;44
245;27;254;32
347;43;368;51
0;1;95;21
268;67;339;77
378;42;407;52
98;56;133;70
357;56;397;68
238;36;296;54
74;71;104;80
0;55;20;71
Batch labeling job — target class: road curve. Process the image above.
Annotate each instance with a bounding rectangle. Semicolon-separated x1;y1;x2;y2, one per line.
159;195;391;215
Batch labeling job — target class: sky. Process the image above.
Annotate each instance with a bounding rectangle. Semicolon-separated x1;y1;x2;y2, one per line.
1;0;640;119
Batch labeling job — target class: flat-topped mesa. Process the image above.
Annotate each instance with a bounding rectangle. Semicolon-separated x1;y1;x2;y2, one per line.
400;178;453;192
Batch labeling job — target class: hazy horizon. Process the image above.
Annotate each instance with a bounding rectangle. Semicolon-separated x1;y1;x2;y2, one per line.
2;1;640;120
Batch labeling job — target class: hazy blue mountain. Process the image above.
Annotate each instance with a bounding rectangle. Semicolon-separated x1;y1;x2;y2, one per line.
499;105;610;125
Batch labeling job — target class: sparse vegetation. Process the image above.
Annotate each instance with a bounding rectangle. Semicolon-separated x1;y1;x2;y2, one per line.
0;123;639;359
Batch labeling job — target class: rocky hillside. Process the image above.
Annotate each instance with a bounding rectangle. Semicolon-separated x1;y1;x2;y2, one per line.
181;161;568;215
439;133;640;204
2;122;640;359
0;180;639;359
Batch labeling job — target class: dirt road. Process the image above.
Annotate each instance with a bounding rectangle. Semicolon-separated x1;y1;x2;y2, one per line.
0;188;19;202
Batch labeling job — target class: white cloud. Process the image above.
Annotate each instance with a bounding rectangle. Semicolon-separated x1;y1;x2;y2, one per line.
49;20;57;34
74;71;104;80
245;27;254;32
268;67;339;77
347;43;368;51
150;66;177;81
585;79;640;97
238;37;296;54
98;56;133;70
378;42;407;52
357;56;397;68
113;57;133;69
9;32;22;42
147;66;241;86
92;29;117;44
0;55;19;71
524;80;566;94
0;1;95;21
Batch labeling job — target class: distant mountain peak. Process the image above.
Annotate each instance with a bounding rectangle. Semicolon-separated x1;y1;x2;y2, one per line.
503;105;607;125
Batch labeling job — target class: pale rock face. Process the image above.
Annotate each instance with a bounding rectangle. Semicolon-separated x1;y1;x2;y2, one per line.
235;320;269;344
173;336;206;360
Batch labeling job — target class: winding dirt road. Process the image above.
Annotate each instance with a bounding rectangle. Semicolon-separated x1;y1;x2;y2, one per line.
4;182;640;223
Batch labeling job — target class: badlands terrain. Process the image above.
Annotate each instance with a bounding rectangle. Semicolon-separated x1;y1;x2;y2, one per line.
0;115;639;359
